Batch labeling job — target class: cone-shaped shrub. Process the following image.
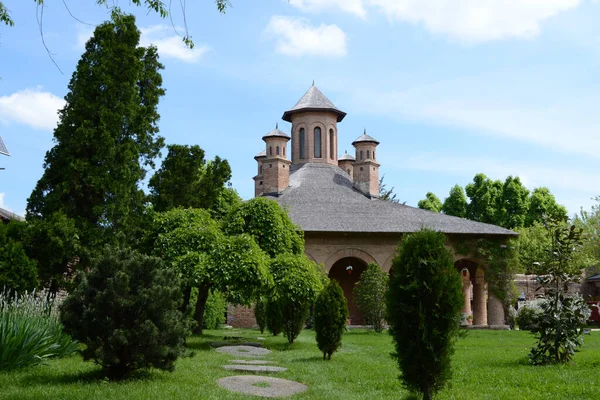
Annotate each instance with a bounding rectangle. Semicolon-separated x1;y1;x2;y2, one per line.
314;280;348;360
387;229;463;400
254;298;267;334
353;262;388;332
60;247;193;380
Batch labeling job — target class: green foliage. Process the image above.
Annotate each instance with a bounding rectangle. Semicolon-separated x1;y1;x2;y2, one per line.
211;186;243;221
353;263;388;332
497;176;530;229
527;187;568;226
224;197;304;257
379;175;401;203
269;254;325;343
26;14;165;251
149;144;232;213
314;280;348;360
0;223;38;294
60;247;192;380
465;173;503;224
473;238;520;308
418;192;443;212
0;290;78;371
387;229;463;400
442;184;467;218
574;196;600;275
516;300;545;331
202;290;226;330
529;220;589;365
266;299;283;336
254;298;267;334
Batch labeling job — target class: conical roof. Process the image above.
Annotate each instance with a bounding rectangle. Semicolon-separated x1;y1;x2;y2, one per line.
254;150;266;159
352;130;380;146
338;151;355;161
282;85;346;122
262;124;290;141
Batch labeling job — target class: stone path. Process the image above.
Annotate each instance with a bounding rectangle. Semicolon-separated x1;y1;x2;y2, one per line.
217;376;308;398
215;343;308;397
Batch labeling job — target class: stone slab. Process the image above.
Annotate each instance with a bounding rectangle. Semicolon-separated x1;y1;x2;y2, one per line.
217;375;308;398
215;345;272;357
223;365;287;373
231;360;275;365
210;341;264;348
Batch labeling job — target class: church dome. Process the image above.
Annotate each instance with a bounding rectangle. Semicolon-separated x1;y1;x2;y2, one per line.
282;85;346;123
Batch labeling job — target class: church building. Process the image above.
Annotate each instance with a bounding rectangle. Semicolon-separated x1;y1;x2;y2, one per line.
234;85;517;328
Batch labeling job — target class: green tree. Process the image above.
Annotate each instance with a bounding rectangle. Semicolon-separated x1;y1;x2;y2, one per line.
224;197;304;257
529;220;590;365
314;280;348;360
254;298;267;334
0;223;38;294
465;173;503;224
497;176;530;229
148;208;271;333
418;192;443;213
527;187;568;226
575;196;600;275
353;263;388;332
60;247;193;380
269;254;324;344
26;14;164;252
387;229;463;400
379;175;401;203
442;184;467;218
149;144;232;214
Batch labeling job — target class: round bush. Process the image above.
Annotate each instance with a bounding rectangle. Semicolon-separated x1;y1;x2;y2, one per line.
314;280;348;360
516;301;545;330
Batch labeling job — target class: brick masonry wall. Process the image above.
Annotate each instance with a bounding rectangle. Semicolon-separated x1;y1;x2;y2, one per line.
290;111;339;165
227;304;259;328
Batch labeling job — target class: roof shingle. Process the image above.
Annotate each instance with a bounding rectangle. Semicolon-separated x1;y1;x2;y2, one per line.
282;86;347;122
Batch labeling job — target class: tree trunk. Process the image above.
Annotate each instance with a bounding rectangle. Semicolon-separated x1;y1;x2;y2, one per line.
180;286;192;314
423;386;432;400
193;284;210;335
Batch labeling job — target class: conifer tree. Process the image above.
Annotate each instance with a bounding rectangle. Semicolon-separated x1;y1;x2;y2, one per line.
26;13;165;250
315;280;348;360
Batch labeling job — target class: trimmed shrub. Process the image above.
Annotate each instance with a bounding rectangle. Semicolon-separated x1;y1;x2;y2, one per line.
314;280;348;360
353;263;388;332
0;290;77;371
387;229;463;400
516;300;545;330
266;299;283;336
254;298;267;334
202;290;227;330
0;223;39;294
60;247;193;380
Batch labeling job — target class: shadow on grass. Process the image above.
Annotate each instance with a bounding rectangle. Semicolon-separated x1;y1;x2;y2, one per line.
291;356;324;363
22;366;158;387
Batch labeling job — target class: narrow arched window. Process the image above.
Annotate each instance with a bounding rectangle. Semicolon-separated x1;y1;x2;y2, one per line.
269;146;272;156
373;150;376;160
329;129;334;159
360;150;363;160
367;150;371;159
283;146;286;156
276;146;280;156
299;128;305;159
259;165;263;175
314;127;322;158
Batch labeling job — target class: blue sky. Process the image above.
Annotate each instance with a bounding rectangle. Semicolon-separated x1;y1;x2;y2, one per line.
1;0;599;218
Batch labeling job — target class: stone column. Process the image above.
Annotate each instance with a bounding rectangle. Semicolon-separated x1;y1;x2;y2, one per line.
460;271;472;324
472;269;487;326
487;293;506;327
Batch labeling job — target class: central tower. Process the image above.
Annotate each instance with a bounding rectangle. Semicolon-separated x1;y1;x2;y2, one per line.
282;85;346;166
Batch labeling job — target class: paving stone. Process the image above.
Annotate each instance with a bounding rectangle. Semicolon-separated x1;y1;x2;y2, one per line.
215;345;272;357
217;375;308;398
230;360;275;365
223;365;287;373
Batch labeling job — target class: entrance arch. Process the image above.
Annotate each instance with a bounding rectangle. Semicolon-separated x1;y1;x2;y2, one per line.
455;259;487;326
329;257;368;325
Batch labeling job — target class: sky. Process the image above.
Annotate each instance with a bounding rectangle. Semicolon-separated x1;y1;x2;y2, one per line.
1;0;599;218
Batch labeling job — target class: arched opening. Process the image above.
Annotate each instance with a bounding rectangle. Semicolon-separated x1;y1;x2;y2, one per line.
454;259;487;326
329;257;368;325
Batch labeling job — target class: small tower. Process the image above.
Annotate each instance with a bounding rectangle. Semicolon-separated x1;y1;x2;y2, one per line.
253;150;266;197
261;124;292;195
352;130;380;198
338;151;355;177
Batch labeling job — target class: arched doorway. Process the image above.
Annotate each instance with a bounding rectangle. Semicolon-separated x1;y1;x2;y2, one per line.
455;259;487;326
329;257;368;325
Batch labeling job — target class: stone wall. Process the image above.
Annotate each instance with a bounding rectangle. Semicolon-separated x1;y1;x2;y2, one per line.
227;304;258;329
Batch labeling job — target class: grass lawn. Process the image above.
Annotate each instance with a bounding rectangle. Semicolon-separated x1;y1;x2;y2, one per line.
1;329;599;399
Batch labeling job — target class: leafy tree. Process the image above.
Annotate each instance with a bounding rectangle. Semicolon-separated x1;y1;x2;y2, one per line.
527;187;568;226
514;223;549;275
224;197;304;257
497;176;530;229
26;14;164;252
387;229;463;400
529;220;590;365
465;173;503;224
148;208;271;333
269;254;324;344
442;184;467;218
418;192;443;213
379;175;401;203
314;280;348;360
149;144;231;213
60;247;193;380
211;186;243;220
0;223;38;294
353;263;388;332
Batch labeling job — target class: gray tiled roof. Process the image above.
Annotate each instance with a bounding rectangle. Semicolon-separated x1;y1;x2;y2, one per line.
262;127;290;141
266;163;517;236
255;150;266;159
338;152;355;161
352;132;380;145
282;86;347;122
0;207;24;222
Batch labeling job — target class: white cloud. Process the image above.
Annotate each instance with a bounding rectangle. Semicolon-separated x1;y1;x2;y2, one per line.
0;88;65;131
289;0;366;18
76;24;208;63
287;0;582;42
0;193;6;210
265;16;347;57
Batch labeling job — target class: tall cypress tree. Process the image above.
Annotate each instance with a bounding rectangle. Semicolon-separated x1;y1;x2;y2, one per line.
27;13;164;249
